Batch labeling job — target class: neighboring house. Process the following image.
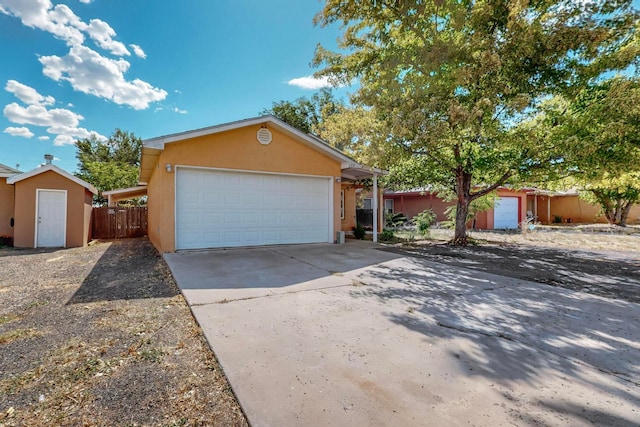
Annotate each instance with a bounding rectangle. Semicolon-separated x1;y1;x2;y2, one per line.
138;115;384;253
0;163;21;239
527;190;640;224
383;188;528;230
7;164;97;248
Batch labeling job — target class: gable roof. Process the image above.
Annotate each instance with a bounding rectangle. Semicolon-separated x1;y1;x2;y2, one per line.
0;163;22;178
7;164;98;195
139;115;385;184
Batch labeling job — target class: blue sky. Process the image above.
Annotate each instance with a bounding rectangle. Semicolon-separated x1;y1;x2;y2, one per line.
0;0;348;172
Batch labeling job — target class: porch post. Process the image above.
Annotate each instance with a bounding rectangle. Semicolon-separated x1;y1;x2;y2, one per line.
547;196;551;224
534;195;537;220
373;173;378;243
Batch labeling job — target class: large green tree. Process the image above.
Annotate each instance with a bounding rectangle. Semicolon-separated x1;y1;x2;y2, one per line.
75;129;142;205
260;88;343;135
313;0;639;244
543;77;640;225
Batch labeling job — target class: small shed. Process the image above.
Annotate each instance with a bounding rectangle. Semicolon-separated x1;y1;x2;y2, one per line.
7;164;97;248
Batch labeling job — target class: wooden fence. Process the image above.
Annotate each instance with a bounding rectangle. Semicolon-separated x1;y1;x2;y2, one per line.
92;206;148;239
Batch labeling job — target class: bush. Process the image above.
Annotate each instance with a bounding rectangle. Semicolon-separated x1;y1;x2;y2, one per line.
379;228;395;242
352;224;366;240
412;209;436;236
385;212;407;228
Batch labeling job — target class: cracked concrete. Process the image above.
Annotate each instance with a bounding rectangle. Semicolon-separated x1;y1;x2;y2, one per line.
166;241;640;426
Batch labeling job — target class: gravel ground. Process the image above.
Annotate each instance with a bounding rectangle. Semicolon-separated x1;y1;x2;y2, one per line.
0;238;248;427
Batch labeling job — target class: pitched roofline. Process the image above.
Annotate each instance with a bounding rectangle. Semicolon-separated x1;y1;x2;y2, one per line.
0;163;22;178
140;114;386;179
7;164;98;195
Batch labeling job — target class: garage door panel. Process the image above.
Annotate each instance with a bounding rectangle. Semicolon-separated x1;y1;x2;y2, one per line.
176;168;330;250
494;197;519;229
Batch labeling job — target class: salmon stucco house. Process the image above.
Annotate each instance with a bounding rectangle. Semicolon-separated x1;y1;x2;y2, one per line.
138;116;384;253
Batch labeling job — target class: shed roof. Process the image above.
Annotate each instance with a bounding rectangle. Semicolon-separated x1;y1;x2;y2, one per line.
7;164;98;195
0;163;21;178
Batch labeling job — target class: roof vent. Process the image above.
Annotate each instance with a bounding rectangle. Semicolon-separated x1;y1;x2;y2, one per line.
44;154;53;165
257;127;272;145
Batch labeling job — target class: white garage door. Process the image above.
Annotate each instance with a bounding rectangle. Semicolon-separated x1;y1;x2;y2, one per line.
493;197;519;229
176;168;331;250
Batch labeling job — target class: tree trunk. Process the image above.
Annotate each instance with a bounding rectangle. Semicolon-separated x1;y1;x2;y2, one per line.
618;201;633;227
452;167;472;246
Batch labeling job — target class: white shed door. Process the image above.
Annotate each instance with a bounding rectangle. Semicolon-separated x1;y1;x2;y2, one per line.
176;168;331;250
493;197;519;229
36;190;66;247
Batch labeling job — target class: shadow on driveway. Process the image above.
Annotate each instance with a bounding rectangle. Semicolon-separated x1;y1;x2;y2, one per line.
67;238;179;304
350;255;640;423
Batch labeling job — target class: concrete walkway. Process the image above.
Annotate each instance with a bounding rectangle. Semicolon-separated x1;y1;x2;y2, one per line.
165;241;640;426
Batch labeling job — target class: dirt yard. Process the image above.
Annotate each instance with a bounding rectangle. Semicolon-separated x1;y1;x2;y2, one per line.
386;229;640;303
0;238;248;427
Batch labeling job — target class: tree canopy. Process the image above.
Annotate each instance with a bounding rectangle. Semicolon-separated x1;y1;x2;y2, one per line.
75;129;142;205
541;77;640;225
260;88;343;135
313;0;640;244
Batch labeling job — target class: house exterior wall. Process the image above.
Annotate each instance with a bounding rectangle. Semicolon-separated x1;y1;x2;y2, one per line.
147;124;343;253
341;184;357;232
540;195;640;225
384;188;527;230
13;170;92;248
384;192;454;222
0;178;15;238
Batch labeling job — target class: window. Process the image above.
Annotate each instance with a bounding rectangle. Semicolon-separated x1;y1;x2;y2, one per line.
340;190;345;219
363;198;373;209
384;199;394;214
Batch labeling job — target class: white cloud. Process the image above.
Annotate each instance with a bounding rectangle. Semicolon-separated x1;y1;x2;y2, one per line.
5;80;54;105
287;75;336;90
173;107;187;114
0;0;86;46
4;126;34;138
129;44;146;59
40;45;168;110
87;19;130;56
78;0;92;4
3;79;107;145
38;135;50;140
4;102;83;127
0;1;166;110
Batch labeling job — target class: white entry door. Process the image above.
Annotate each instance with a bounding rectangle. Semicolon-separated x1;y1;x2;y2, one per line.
175;168;332;250
36;190;66;247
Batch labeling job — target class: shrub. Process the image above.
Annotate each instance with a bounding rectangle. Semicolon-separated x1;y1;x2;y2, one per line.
352;224;366;240
385;212;408;228
379;228;395;242
412;209;436;236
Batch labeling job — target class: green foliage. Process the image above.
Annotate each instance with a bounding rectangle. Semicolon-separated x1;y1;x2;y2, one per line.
352;223;366;240
412;209;436;236
443;194;496;229
261;88;343;135
313;0;639;244
75;129;142;205
385;212;407;228
539;77;640;225
379;228;395;242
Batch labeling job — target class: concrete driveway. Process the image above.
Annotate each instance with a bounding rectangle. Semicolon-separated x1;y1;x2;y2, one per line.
165;241;640;426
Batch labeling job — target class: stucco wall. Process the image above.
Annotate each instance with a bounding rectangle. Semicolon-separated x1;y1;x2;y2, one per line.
533;195;640;225
384;189;527;230
384;192;454;222
341;184;357;232
0;178;15;237
147;124;343;253
13;171;92;248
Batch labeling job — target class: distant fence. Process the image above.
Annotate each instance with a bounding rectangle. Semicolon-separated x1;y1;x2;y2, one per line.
356;208;373;228
92;206;148;239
